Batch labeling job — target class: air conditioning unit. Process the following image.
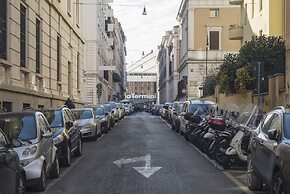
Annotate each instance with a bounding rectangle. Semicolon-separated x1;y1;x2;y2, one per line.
105;9;114;18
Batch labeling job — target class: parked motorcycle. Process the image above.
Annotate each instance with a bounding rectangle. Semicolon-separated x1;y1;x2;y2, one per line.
215;105;262;169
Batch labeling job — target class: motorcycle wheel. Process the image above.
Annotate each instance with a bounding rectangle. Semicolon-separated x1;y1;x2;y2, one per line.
215;143;230;168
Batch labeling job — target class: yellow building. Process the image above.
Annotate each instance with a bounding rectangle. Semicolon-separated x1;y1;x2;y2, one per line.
229;0;285;43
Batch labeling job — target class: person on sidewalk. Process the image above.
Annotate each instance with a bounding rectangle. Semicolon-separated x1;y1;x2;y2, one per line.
65;98;75;109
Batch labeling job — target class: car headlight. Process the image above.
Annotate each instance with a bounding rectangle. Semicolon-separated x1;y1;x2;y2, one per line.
53;134;64;145
22;146;38;158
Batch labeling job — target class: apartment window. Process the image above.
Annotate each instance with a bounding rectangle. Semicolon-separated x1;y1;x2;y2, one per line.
36;19;41;73
209;9;219;18
20;4;27;67
104;70;108;81
23;103;30;109
209;31;220;50
2;101;12;112
0;0;7;60
57;36;61;81
67;0;72;16
38;105;44;109
259;0;262;11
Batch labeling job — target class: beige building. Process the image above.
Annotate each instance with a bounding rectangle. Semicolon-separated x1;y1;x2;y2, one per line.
157;26;180;103
126;51;157;101
229;0;285;44
82;0;126;104
0;0;84;111
177;0;240;100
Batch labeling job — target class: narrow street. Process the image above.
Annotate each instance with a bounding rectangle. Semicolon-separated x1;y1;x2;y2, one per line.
29;112;248;194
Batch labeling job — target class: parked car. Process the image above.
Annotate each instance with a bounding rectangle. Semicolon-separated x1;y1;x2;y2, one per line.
248;106;290;193
103;104;115;128
171;101;184;132
107;102;120;122
116;103;125;119
123;103;132;115
162;102;172;120
84;105;110;133
179;100;215;134
41;106;82;167
71;108;102;141
0;111;59;191
0;128;26;194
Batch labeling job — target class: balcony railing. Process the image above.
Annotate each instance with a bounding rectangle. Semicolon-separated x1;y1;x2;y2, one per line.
229;0;243;5
229;24;243;40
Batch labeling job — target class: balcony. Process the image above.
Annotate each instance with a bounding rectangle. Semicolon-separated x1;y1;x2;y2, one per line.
229;0;243;5
229;24;243;40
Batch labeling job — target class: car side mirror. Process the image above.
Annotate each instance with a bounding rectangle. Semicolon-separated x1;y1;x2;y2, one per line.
66;121;74;129
112;111;114;114
268;129;278;141
105;112;109;116
42;131;53;138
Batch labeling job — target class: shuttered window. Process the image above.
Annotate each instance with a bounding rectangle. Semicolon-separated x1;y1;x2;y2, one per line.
0;0;7;60
209;31;219;50
36;19;41;73
20;4;26;67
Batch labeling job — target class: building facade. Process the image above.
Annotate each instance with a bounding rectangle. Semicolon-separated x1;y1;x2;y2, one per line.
82;0;126;104
126;51;157;101
177;0;241;100
0;0;84;112
157;26;180;103
229;0;285;44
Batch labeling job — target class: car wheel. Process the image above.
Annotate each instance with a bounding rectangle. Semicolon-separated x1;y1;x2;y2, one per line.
171;123;175;130
50;156;60;178
74;138;82;157
271;171;286;194
18;172;26;194
93;128;98;141
61;145;71;167
34;164;46;191
247;154;263;191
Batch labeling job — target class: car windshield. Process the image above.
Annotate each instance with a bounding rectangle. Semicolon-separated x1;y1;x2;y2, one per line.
104;104;111;111
109;103;117;109
123;104;128;108
283;114;290;138
189;103;213;115
0;115;37;141
96;108;105;115
43;110;64;128
72;110;93;120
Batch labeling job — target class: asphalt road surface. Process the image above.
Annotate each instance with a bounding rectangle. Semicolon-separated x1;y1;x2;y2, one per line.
29;112;248;194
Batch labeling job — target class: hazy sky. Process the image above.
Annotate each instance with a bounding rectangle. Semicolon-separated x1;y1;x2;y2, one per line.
111;0;181;64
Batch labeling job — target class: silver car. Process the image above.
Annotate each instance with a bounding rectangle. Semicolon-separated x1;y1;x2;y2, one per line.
0;111;59;192
71;108;102;141
116;103;125;119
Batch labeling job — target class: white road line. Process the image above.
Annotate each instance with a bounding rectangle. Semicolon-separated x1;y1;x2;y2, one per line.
160;116;224;171
160;117;172;128
46;156;83;191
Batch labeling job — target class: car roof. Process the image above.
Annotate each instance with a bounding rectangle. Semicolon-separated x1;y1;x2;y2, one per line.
187;100;215;104
71;108;93;111
0;111;37;117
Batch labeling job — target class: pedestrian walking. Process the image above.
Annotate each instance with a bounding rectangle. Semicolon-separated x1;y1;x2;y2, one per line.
65;98;75;109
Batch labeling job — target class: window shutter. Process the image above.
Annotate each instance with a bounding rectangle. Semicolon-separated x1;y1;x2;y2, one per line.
209;31;219;50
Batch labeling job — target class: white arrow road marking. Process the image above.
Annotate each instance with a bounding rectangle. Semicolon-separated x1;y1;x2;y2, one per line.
113;154;162;178
133;166;162;178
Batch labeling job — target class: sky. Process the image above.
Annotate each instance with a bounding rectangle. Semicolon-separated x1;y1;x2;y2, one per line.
111;0;182;65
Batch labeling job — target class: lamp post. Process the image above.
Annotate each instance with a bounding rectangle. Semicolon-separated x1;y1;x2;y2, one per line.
205;34;209;79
